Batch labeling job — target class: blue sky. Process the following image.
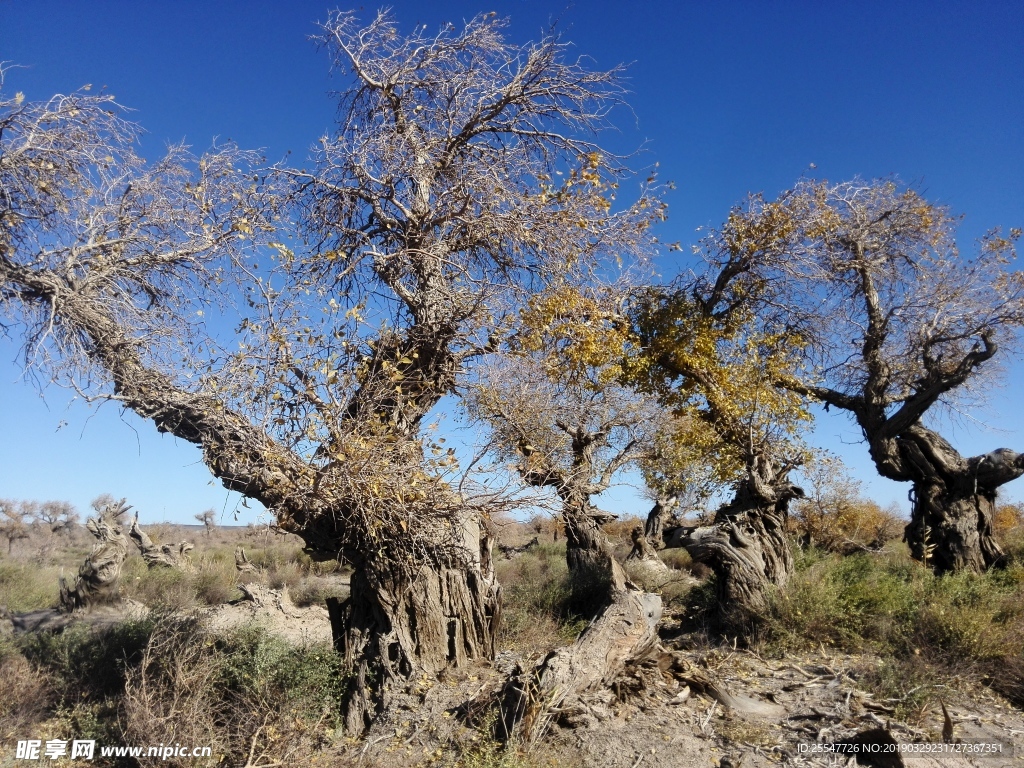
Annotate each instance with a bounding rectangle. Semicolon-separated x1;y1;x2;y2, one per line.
1;1;1022;524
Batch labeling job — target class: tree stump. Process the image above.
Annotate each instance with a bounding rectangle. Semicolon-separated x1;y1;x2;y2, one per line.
59;500;132;612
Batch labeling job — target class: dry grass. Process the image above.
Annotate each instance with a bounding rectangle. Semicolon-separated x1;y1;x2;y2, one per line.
494;542;588;654
0;638;54;743
0;561;61;612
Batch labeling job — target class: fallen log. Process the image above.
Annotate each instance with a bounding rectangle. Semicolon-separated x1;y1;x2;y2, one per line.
497;536;540;559
128;514;193;569
492;587;662;745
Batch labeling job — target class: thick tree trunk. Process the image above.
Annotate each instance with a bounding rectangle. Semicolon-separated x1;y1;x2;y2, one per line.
563;502;625;613
328;513;501;733
879;426;1024;574
60;512;131;612
675;462;802;628
906;486;1004;573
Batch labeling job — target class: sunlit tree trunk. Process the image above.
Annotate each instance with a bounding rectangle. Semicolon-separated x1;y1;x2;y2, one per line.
330;514;501;731
676;460;801;627
873;426;1023;573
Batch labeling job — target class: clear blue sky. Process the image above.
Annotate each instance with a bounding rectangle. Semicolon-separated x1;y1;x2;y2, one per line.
1;1;1022;524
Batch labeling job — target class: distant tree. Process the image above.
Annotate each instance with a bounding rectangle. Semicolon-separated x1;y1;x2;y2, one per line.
90;494;117;515
994;502;1023;537
0;499;32;553
194;509;216;537
792;454;903;553
765;179;1024;573
36;500;79;536
638;415;730;549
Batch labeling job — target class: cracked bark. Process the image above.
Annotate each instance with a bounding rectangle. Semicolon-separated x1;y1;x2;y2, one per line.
873;425;1022;573
672;460;802;627
59;505;132;612
128;514;193;569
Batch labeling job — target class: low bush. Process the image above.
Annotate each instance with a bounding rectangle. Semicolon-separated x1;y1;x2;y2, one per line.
0;634;54;743
123;615;347;766
495;542;587;653
760;543;1024;706
292;576;349;607
18;616;155;701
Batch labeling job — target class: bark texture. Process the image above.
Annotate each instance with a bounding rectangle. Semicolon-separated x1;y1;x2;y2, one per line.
557;499;629;621
494;587;661;744
674;459;802;626
330;515;501;733
643;494;679;550
59;506;131;612
869;425;1022;573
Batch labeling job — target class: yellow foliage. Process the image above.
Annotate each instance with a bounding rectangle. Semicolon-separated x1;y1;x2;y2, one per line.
514;284;633;387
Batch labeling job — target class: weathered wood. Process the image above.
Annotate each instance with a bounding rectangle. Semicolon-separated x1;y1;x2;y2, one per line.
234;546;259;574
336;513;501;733
128;514;193;569
643;494;678;549
497;536;539;559
59;500;132;612
670;459;802;627
627;524;659;562
494;587;662;744
890;427;1020;573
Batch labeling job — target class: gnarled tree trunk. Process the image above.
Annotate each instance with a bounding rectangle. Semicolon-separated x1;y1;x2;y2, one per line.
673;459;802;627
562;500;626;615
328;512;501;733
128;514;193;569
643;494;678;549
60;507;131;612
883;426;1023;573
627;524;659;562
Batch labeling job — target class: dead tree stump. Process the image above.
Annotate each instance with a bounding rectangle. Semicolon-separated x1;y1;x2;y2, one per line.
59;499;132;612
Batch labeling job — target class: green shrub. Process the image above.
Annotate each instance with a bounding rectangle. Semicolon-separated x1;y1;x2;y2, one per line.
762;545;1024;680
214;623;348;723
659;548;693;572
18;617;155;701
192;565;241;605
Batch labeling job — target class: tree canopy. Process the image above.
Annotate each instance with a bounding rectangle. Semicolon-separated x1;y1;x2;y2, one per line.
763;179;1024;572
